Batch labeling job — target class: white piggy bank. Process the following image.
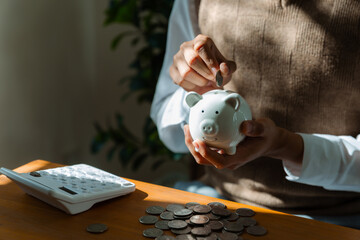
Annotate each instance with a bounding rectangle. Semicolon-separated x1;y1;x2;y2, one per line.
185;89;252;155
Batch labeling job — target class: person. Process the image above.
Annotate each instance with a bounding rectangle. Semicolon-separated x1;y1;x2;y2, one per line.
150;0;360;228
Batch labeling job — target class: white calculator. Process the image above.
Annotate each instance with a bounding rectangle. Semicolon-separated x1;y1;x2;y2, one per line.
0;164;136;214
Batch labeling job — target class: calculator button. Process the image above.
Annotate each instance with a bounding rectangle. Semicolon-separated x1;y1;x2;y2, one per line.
30;172;41;177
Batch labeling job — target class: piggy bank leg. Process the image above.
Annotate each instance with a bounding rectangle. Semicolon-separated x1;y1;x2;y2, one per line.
225;147;236;155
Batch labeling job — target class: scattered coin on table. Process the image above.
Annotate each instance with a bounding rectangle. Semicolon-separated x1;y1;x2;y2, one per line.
167;204;185;212
155;235;176;240
236;217;257;227
174;208;193;217
155;220;170;230
216;231;242;240
86;223;108;234
147;206;166;215
161;211;175;220
140;202;267;239
143;228;164;238
246;225;267;236
140;215;159;225
191;225;212;236
171;226;192;235
193;204;212;214
207;220;224;231
208;202;226;209
190;215;209;225
212;207;232;217
235;208;255;217
224;212;239;221
175;234;196;240
185;202;200;209
168;220;188;230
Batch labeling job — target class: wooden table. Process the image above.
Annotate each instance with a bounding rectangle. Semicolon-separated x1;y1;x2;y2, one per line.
0;160;359;240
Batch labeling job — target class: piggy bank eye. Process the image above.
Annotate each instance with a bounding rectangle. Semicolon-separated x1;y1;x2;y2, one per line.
215;111;219;114
201;110;204;113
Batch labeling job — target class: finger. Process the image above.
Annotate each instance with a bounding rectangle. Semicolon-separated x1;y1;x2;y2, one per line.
170;63;208;90
194;140;229;169
240;120;265;137
183;47;213;80
219;61;237;78
183;125;213;166
193;35;219;76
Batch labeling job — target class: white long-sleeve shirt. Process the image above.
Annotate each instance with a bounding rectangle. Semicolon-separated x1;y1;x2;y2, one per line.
150;0;360;193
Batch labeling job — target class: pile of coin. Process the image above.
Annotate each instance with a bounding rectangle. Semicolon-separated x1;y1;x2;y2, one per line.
139;202;267;239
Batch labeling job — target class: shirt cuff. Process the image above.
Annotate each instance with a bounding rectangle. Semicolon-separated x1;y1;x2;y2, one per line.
284;133;342;188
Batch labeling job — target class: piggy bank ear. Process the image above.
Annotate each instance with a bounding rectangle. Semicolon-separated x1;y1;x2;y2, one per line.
224;93;241;111
185;92;203;108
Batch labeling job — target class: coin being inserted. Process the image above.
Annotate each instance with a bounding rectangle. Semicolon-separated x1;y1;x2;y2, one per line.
86;223;108;234
215;70;223;87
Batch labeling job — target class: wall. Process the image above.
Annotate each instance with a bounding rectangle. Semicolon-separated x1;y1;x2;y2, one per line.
0;0;189;185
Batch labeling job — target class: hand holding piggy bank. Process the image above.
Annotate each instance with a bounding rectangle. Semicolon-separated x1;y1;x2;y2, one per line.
185;89;252;155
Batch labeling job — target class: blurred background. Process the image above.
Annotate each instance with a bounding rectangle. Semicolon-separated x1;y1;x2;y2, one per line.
0;0;190;186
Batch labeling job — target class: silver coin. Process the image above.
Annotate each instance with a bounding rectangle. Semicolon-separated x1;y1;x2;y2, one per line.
139;215;159;225
223;212;239;222
207;220;224;231
208;202;226;209
196;233;218;240
155;235;176;240
155;220;170;230
193;205;211;214
190;215;209;225
223;222;244;233
235;208;255;217
147;206;166;215
216;70;223;87
212;207;232;217
185;202;200;210
168;220;188;229
174;208;193;217
246;225;267;236
160;211;175;220
236;217;256;227
175;234;196;240
205;213;221;220
185;202;200;209
143;228;164;238
171;226;192;235
191;225;212;236
216;231;240;240
86;223;108;234
167;204;185;212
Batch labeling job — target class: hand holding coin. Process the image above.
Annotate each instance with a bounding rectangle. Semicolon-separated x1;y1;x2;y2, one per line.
170;34;237;94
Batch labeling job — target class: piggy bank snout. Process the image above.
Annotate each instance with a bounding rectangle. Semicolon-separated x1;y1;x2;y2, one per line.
200;119;218;136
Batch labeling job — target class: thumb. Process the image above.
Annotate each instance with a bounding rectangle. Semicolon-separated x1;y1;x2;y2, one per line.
224;60;237;74
218;61;237;87
240;120;265;137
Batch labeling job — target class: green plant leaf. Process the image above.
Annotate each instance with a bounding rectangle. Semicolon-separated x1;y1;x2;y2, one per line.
131;153;148;171
93;0;176;173
106;145;118;161
119;146;136;167
151;159;166;171
111;30;137;50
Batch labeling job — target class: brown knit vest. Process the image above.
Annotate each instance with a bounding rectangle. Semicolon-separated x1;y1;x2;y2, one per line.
195;0;360;215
